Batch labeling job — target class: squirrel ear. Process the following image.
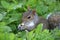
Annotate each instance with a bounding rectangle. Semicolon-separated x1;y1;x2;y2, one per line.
27;6;31;11
32;9;36;15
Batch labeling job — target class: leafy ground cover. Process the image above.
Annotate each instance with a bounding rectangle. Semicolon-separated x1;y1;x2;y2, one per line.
0;0;60;40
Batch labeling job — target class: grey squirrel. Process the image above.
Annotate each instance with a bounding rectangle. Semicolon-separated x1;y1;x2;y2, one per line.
18;7;60;31
47;12;60;30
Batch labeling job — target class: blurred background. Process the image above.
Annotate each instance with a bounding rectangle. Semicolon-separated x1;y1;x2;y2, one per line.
0;0;60;40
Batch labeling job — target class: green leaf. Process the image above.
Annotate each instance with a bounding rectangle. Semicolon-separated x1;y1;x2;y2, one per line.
0;26;12;33
0;22;7;26
0;33;15;40
0;14;3;21
35;23;43;34
26;31;34;40
1;1;10;9
0;12;7;21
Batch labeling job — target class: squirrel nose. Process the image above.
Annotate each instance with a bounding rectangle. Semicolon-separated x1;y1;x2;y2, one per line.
18;26;21;29
18;23;24;30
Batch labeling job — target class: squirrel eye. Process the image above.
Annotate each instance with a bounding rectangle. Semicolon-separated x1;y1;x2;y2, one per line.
27;16;31;19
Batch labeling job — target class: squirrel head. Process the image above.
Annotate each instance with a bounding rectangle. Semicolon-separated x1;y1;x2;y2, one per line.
18;8;39;31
